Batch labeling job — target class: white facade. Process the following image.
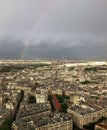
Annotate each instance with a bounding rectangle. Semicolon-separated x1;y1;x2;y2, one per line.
36;93;47;103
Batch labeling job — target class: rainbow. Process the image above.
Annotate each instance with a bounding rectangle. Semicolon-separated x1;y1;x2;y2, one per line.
20;0;57;59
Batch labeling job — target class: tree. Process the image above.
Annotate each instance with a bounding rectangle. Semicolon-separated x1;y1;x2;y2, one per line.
0;118;13;130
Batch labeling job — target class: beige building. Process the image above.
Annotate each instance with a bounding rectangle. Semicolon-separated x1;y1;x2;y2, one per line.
12;113;73;130
36;93;47;103
34;119;73;130
68;108;107;129
51;89;62;95
70;95;80;105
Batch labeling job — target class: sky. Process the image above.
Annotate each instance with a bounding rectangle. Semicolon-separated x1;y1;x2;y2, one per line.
0;0;107;59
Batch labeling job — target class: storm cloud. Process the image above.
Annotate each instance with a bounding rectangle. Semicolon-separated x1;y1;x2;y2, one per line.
0;0;107;59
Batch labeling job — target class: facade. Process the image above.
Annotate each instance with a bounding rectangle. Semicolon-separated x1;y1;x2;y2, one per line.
70;95;80;105
6;101;14;110
36;93;47;103
68;108;107;129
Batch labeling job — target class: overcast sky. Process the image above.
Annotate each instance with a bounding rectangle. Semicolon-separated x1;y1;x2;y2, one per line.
0;0;107;59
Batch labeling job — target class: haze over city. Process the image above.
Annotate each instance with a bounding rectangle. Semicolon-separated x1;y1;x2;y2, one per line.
0;0;107;59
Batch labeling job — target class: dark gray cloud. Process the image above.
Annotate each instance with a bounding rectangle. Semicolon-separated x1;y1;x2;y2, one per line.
0;38;24;59
0;0;107;59
0;38;107;60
